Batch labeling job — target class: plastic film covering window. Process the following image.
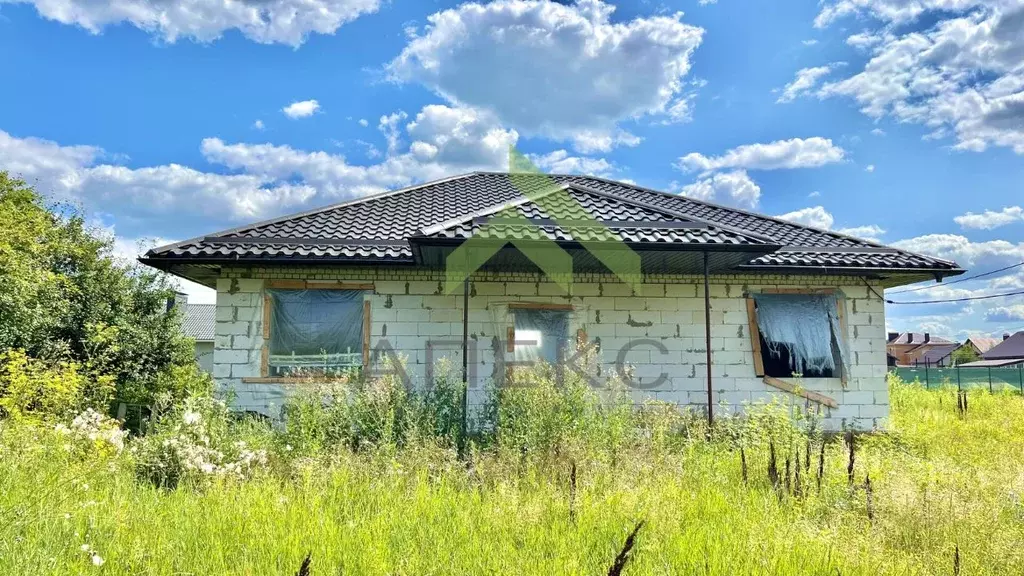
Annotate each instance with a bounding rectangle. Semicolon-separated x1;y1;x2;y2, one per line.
267;289;365;372
513;308;570;364
752;293;849;376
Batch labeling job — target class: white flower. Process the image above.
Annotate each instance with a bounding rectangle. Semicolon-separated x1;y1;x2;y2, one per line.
81;544;91;552
182;410;202;426
91;554;104;566
64;513;71;520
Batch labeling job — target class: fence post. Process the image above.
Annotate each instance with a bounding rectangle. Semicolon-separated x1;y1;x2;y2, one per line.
957;364;962;392
988;366;993;393
1018;362;1023;395
925;361;930;390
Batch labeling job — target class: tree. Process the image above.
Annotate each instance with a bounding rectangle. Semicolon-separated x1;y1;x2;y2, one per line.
951;345;980;366
0;172;206;406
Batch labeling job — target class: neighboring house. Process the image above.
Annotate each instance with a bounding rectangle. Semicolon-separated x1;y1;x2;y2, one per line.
981;332;1024;362
886;332;956;366
177;297;215;373
962;335;1001;357
915;344;960;367
141;172;963;430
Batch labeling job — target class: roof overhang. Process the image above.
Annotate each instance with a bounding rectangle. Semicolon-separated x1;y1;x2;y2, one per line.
408;237;782;275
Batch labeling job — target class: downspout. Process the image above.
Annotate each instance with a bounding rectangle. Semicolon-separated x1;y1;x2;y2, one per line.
703;251;713;429
459;277;470;458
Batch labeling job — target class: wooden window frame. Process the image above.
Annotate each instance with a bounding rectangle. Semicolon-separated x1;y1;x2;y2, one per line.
745;288;848;387
505;302;574;352
243;281;374;384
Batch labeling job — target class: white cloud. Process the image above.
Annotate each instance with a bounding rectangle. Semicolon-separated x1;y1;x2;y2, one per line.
815;2;1024;155
252;119;265;131
386;0;704;152
835;224;886;240
891;234;1024;268
802;39;819;46
777;206;834;229
985;305;1024;323
777;64;842;103
0;104;521;231
678;170;761;209
870;128;886;136
865;164;875;172
358;118;369;127
0;0;381;46
282;100;321;119
571;130;642;155
954;206;1024;230
527;150;614;176
677;137;846;174
808;190;821;198
777;205;886;240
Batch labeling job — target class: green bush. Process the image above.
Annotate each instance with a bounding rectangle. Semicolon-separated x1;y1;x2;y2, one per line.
0;349;113;422
0;172;199;409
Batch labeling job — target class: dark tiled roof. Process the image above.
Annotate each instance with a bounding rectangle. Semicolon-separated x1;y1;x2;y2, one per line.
918;344;959;364
982;332;1024;360
421;185;769;246
180;304;215;341
144;172;962;275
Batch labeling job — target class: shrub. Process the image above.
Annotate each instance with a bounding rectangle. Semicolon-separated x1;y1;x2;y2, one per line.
0;349;113;422
132;395;269;488
55;408;128;458
0;172;200;408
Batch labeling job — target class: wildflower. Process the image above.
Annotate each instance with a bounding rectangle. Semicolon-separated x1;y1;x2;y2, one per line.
91;554;104;566
64;513;71;520
81;544;91;552
182;410;202;426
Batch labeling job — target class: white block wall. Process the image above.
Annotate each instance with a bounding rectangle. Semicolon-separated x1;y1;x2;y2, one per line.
213;267;890;430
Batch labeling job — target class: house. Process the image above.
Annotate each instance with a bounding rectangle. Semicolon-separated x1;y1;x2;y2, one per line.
915;344;960;367
141;172;963;431
886;332;956;366
981;332;1024;362
962;335;1001;357
169;292;215;372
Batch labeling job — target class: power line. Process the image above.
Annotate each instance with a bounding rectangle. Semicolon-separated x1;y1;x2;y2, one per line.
864;280;1024;304
888;261;1024;294
881;287;1024;305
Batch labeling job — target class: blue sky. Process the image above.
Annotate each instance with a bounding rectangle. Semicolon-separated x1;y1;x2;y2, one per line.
2;0;1023;340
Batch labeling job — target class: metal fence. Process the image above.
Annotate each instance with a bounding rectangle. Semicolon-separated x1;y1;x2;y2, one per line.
892;365;1024;392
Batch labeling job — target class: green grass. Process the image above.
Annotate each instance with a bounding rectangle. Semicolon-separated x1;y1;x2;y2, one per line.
3;381;1024;575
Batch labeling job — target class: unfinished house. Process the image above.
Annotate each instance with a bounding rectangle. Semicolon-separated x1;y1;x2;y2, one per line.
141;172;963;430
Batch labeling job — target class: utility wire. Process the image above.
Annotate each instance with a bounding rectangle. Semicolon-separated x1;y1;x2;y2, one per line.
865;280;1024;305
887;261;1024;294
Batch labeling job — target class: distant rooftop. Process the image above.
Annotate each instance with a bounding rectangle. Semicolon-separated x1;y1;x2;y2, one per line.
180;303;215;341
966;335;1002;355
888;332;955;346
982;332;1024;361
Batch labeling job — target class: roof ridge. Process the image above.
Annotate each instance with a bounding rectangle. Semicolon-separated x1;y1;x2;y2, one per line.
415;182;570;237
145;171;482;257
566;173;958;268
566;182;778;245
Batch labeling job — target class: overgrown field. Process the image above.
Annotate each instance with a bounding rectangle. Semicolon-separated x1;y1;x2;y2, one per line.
2;375;1024;575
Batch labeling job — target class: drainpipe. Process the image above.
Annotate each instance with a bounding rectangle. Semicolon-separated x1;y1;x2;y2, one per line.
703;251;713;429
460;277;470;458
